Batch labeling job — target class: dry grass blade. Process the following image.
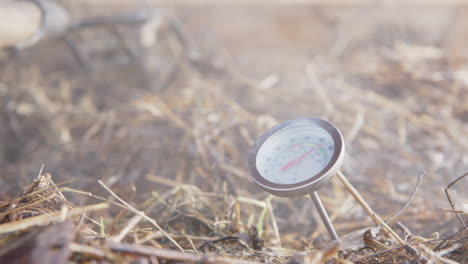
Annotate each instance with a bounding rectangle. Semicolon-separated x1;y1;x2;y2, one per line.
97;180;184;252
385;171;425;224
345;106;365;145
306;63;335;113
444;172;467;227
337;171;405;245
69;242;115;259
0;203;108;235
107;242;264;264
335;171;434;263
266;198;281;247
109;214;144;243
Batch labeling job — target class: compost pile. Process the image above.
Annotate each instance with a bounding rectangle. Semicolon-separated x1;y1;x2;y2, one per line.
0;172;466;263
0;3;467;264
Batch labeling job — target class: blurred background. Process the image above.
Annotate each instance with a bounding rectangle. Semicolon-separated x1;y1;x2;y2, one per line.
0;0;466;241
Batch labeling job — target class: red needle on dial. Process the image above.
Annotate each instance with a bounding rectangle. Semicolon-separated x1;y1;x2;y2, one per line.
281;144;323;172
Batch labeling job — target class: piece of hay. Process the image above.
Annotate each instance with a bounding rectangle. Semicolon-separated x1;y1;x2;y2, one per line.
0;173;75;223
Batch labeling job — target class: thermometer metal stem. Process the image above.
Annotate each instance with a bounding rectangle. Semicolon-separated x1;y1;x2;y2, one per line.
310;191;339;240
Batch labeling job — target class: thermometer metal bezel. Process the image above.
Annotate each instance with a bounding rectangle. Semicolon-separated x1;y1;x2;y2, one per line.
248;117;345;197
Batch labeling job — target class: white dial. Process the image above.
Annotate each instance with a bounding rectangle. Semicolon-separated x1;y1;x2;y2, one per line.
256;126;335;184
248;117;344;197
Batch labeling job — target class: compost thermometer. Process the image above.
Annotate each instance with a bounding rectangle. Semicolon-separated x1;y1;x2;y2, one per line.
248;117;345;240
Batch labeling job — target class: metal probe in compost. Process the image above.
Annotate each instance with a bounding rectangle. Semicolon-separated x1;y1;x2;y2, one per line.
247;117;345;240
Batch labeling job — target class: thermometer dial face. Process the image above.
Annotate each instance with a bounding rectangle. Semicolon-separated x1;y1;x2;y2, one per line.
248;118;344;197
256;126;335;185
